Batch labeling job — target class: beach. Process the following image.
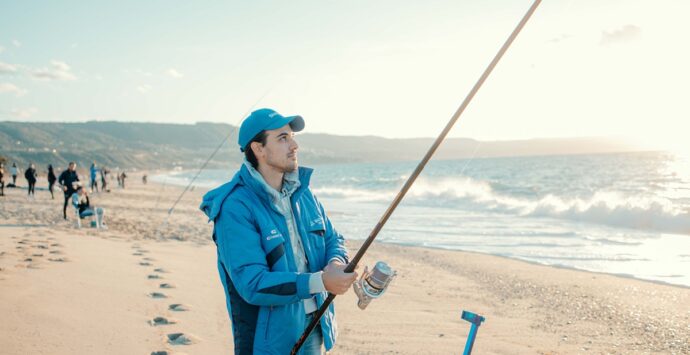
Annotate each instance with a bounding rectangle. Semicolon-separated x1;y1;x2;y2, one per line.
0;174;688;354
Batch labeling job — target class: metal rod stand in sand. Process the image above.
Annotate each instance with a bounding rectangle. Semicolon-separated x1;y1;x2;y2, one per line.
291;0;542;353
461;311;485;355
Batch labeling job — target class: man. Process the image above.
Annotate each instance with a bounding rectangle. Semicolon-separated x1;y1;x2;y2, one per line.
100;167;109;192
90;162;99;192
120;171;127;189
0;162;5;196
200;108;356;354
10;162;18;185
58;162;80;219
24;163;37;197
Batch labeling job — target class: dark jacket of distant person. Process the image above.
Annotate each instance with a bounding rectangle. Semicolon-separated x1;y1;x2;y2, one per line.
58;169;80;196
24;166;37;183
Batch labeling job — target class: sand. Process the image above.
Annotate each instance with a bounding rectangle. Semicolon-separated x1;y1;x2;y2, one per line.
0;174;688;354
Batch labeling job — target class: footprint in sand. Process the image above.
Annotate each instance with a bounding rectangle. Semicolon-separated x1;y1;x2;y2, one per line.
153;268;168;273
48;257;68;262
49;250;63;255
150;351;168;355
31;253;43;257
132;252;143;256
168;304;189;312
148;274;162;279
143;257;155;261
36;245;48;249
140;262;152;266
149;316;176;326
148;292;167;299
50;243;62;247
167;332;198;345
159;283;175;289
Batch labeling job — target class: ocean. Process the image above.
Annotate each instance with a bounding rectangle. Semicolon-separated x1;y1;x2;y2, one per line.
152;151;690;287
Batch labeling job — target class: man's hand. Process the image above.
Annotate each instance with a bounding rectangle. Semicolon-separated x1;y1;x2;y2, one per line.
321;261;358;295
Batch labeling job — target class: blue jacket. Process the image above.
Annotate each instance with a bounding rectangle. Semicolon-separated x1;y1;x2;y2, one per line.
200;164;349;354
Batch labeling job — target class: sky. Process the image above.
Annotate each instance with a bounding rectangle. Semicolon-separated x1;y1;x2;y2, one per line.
1;0;688;152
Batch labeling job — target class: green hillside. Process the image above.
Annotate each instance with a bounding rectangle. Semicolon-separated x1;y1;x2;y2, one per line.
0;121;641;172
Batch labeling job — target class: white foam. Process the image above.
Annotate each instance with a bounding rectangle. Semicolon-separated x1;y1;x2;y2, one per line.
316;176;690;235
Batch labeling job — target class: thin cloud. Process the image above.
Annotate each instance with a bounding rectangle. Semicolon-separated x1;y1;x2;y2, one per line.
0;46;4;54
0;61;18;74
11;107;37;119
601;25;641;45
135;69;152;77
31;60;77;81
137;84;152;94
547;33;572;44
12;39;21;47
0;83;28;96
167;68;184;78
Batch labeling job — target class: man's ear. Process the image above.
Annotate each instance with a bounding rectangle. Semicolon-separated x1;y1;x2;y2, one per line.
250;141;263;157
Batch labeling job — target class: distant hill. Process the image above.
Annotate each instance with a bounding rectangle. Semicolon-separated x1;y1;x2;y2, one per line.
0;121;640;171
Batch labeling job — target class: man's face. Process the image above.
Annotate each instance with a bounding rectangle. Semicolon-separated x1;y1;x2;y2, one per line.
253;124;299;173
69;163;76;171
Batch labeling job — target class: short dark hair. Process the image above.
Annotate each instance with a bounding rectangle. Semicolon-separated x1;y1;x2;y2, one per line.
244;131;268;169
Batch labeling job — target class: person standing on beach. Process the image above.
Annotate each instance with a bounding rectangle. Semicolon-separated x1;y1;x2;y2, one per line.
24;163;37;197
90;162;99;192
11;162;18;185
58;162;80;220
100;167;109;192
47;164;57;199
200;108;355;355
120;171;127;189
0;162;5;196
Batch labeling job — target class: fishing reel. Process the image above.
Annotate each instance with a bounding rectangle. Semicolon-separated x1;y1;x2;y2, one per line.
353;261;396;310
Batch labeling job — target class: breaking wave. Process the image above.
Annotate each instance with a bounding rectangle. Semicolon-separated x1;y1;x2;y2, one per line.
313;176;690;235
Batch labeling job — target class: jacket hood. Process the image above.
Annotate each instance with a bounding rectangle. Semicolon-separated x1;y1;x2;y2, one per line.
199;171;241;221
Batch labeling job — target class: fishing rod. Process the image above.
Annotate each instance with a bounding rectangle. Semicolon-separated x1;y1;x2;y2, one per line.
291;0;542;353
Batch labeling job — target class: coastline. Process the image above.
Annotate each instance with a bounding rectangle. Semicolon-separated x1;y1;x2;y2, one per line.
0;173;688;354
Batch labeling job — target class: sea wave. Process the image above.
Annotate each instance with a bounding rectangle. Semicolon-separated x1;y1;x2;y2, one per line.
313;176;690;235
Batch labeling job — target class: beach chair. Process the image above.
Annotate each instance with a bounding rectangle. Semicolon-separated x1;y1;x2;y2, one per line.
72;199;102;229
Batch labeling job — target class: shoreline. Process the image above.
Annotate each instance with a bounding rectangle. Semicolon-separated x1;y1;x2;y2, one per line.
375;239;690;291
1;173;688;353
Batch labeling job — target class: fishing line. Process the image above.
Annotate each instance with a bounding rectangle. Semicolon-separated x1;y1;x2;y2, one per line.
153;89;272;238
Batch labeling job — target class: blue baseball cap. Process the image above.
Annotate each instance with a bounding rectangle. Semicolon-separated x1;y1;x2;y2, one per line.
238;108;305;152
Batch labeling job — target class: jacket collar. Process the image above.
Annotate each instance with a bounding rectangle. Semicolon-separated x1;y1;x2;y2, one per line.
240;161;313;205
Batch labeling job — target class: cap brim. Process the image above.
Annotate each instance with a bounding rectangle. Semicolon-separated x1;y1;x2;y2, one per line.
265;115;305;133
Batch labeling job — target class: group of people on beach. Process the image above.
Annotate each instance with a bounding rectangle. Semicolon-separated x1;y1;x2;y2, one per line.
0;161;131;197
0;162;41;197
0;160;126;228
